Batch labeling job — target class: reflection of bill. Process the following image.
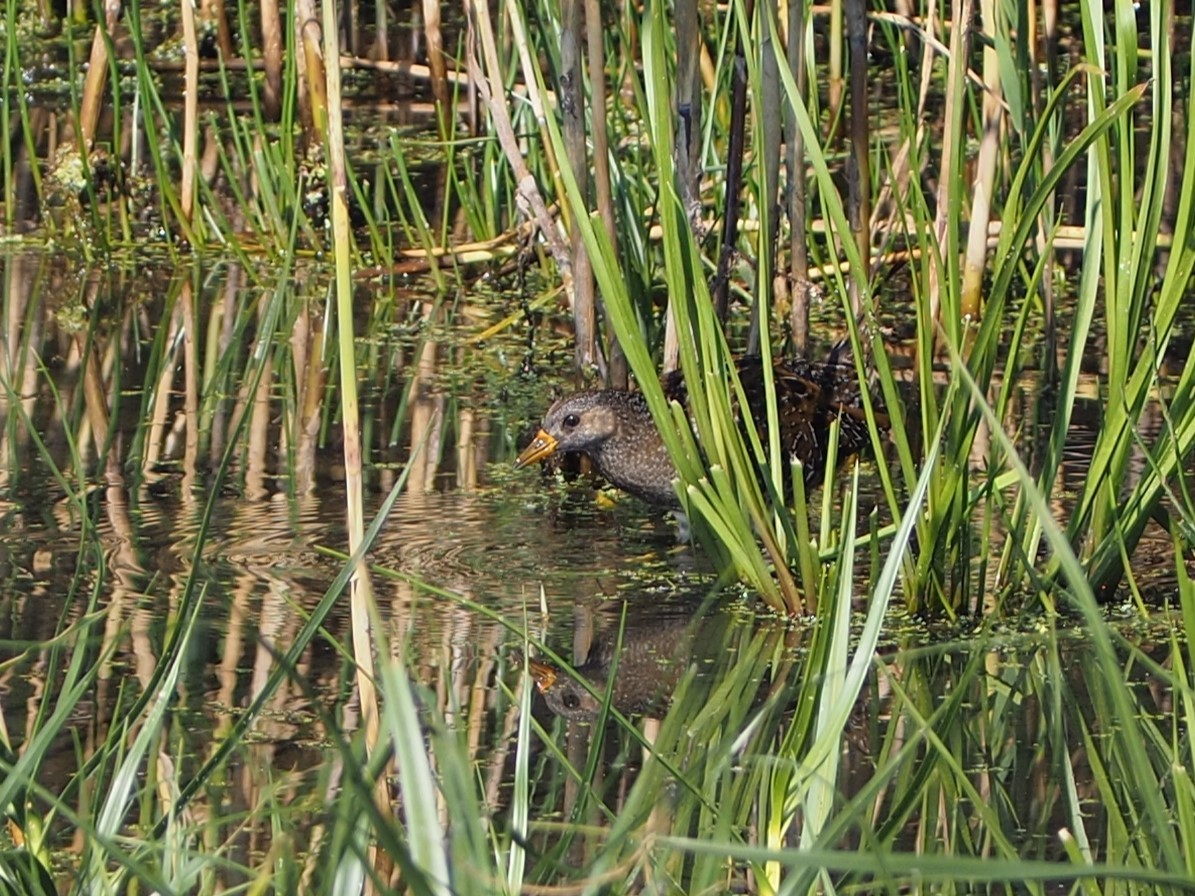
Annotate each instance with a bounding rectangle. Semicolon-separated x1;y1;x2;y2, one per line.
527;656;611;721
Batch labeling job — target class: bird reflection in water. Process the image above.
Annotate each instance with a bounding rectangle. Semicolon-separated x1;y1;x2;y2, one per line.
519;599;736;722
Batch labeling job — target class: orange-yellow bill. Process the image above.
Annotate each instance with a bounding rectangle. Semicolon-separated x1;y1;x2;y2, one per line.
515;430;559;468
526;658;559;692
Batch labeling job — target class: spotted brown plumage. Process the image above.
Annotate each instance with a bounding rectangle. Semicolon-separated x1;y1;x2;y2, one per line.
516;345;887;508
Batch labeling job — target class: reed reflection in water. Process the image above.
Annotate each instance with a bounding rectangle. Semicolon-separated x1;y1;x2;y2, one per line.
0;249;1189;890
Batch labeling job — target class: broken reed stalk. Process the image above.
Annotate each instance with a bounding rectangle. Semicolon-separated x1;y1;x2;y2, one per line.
179;0;198;227
300;2;328;137
928;0;973;346
260;0;283;119
422;0;452;141
960;0;1003;320
467;0;570;272
78;22;110;148
204;0;233;57
828;0;844;129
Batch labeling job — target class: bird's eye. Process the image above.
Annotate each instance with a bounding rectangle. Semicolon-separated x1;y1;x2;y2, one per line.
563;413;581;429
563;693;581;709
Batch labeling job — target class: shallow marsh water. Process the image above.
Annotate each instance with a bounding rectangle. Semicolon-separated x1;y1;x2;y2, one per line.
0;250;1188;887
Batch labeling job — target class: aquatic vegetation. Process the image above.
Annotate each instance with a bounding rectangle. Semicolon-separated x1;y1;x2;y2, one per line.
1;0;1194;891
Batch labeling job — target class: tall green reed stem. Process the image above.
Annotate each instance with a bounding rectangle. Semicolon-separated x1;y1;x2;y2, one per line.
322;0;393;883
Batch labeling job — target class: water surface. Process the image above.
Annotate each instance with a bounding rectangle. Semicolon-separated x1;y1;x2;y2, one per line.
0;250;1185;888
